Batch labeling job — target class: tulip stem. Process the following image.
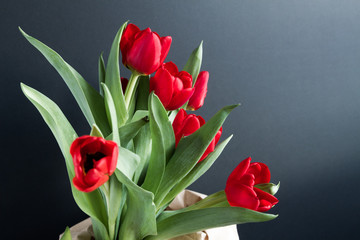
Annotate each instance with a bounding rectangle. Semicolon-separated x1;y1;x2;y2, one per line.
124;72;141;111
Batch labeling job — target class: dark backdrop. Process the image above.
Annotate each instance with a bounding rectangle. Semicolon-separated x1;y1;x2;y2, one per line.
1;0;359;239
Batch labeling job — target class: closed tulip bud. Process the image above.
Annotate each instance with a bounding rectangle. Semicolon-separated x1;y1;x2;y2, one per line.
172;109;222;162
120;23;172;75
187;71;209;111
70;136;118;192
150;62;195;111
225;157;279;212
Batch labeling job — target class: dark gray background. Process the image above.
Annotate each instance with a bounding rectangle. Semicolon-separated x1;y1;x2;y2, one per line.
1;0;359;239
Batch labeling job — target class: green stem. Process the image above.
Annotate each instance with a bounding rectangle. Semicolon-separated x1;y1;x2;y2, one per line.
124;72;140;111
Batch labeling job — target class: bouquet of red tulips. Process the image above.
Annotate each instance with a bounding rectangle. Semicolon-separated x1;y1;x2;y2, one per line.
20;21;279;240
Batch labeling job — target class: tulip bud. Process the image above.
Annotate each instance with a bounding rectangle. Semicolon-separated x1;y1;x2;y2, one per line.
120;23;172;75
225;157;278;212
150;62;195;111
187;71;209;111
70;136;118;192
172;109;222;162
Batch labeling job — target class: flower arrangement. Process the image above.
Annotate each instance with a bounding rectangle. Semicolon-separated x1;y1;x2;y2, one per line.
20;21;279;240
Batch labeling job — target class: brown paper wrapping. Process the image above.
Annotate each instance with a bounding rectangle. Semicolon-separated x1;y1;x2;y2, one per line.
60;190;239;240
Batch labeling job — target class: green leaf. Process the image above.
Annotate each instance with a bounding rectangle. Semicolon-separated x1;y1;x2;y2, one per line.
117;146;140;180
160;136;233;207
132;110;149;122
108;175;124;240
115;170;157;240
141;93;167;195
92;218;110;240
255;182;280;195
21;83;108;236
151;93;174;161
155;104;239;208
135;75;150;111
183;41;203;85
102;83;120;145
106;118;147;148
133;123;151;184
19;28;111;136
105;22;128;126
60;226;71;240
90;124;104;138
98;52;106;96
147;207;277;240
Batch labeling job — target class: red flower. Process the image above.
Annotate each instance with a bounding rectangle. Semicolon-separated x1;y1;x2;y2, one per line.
187;71;209;111
120;23;172;75
172;109;222;162
150;62;195;111
70;136;118;192
225;157;278;212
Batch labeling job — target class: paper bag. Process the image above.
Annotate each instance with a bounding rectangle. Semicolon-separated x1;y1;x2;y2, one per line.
60;189;239;240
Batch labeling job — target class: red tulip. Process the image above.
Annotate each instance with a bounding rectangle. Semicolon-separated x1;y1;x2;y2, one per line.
187;71;209;111
172;109;222;162
120;23;172;75
70;135;119;192
150;62;195;111
225;157;278;212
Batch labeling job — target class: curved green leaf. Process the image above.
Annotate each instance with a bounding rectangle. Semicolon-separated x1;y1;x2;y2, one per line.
155;104;239;208
19;28;110;136
21;83;108;235
105;22;128;126
115;170;157;240
59;226;71;240
255;182;280;195
98;52;106;96
142;93;167;195
160;135;233;208
147;207;277;240
183;41;203;85
102;83;120;145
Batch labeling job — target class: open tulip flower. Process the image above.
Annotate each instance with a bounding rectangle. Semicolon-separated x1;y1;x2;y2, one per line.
173;108;222;161
120;23;172;75
225;157;279;212
20;20;279;240
70;136;118;192
150;62;195;111
187;71;209;111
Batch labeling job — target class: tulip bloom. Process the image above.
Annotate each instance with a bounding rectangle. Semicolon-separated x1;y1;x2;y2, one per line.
225;157;278;212
187;71;209;111
150;62;195;111
70;136;119;192
120;23;172;75
172;109;222;161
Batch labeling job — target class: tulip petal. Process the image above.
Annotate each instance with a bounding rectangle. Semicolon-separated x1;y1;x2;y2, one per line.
225;182;260;210
172;108;187;136
120;23;140;64
249;162;271;185
150;67;173;107
188;71;209;110
228;157;251;182
182;115;202;136
166;88;195;110
254;187;279;205
127;31;162;74
160;36;172;64
163;61;179;75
